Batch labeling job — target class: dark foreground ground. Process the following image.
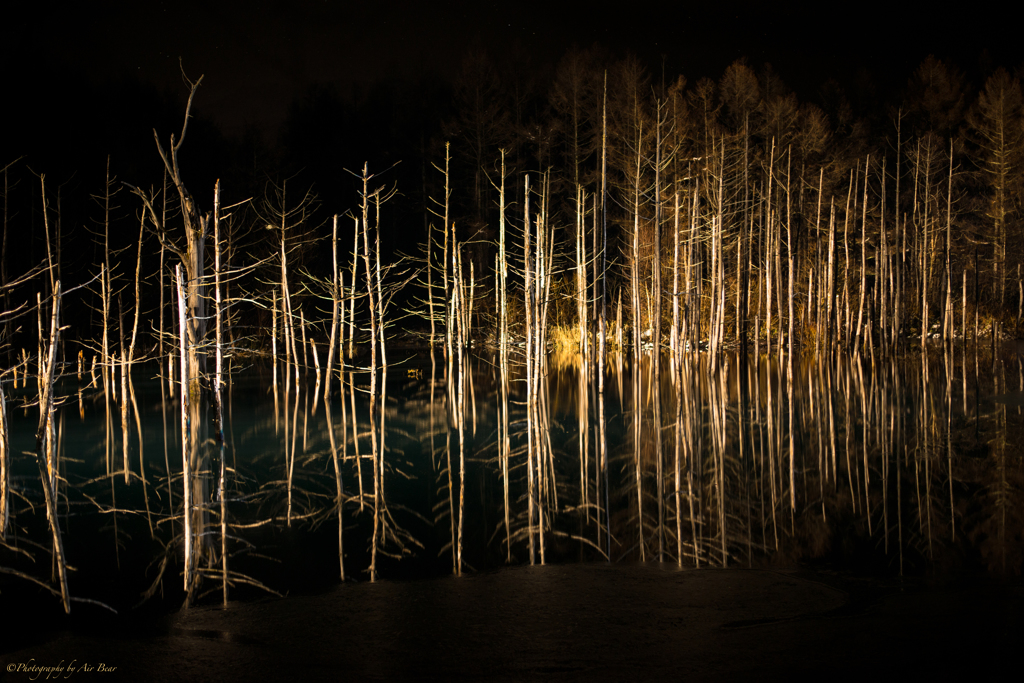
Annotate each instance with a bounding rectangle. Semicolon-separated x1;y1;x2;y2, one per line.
3;563;1022;682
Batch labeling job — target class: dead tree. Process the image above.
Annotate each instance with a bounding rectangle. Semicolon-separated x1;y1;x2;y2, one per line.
125;65;211;602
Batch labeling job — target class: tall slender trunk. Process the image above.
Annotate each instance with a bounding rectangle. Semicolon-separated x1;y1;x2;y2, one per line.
786;151;794;356
855;155;870;355
672;193;680;355
348;217;358;360
944;141;954;345
598;73;608;395
441;143;451;358
36;283;69;612
326;215;339;400
0;380;9;540
813;168;824;356
175;266;193;594
653;100;663;356
213;179;229;606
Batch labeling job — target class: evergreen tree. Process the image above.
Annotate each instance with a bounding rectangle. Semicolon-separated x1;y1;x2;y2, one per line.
968;68;1024;311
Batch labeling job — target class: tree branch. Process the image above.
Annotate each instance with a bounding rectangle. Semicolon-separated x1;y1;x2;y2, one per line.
123;182;187;263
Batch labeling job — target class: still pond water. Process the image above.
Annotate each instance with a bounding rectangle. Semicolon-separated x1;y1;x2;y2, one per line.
2;344;1023;618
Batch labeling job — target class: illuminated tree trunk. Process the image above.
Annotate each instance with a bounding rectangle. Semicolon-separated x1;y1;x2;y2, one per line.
36;283;69;613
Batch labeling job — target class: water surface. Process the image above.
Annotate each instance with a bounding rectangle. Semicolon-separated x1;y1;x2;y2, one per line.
2;344;1023;622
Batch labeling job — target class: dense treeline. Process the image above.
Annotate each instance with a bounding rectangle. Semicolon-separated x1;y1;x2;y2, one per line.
2;48;1024;360
431;49;1024;358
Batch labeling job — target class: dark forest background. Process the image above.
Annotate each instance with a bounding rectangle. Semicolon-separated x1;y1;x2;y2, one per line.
3;37;1024;356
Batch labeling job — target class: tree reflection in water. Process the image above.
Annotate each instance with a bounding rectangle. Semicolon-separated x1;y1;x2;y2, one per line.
1;345;1022;614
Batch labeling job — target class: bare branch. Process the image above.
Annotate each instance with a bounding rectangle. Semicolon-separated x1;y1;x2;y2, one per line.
0;156;25;175
176;59;204;153
123;182;187;263
152;130;175;182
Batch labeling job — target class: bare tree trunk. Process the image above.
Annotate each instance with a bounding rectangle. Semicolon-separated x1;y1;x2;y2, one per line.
325;215;339;400
576;185;588;359
844;165;855;348
766;143;775;353
894;111;904;348
672;192;680;356
523;174;536;564
598;73;608;395
632;122;643;358
0;379;8;539
944;141;954;346
787;151;794;357
36;283;69;612
159;168;168;395
121;208;146;489
175;265;194;596
814;168;824;356
213;179;229;606
0;160;14;354
855;155;870;355
880;159;889;354
326;391;345;580
38;174;56;296
497;151;511;560
653;100;663;357
441;143;451;357
348;217;358;360
125;74;210;600
776;152;786;353
826;198;836;351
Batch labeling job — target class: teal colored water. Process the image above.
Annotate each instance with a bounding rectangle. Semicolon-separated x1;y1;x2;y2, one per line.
2;346;1023;621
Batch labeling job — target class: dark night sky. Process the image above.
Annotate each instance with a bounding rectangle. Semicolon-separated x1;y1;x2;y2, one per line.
7;1;1021;148
0;0;1020;335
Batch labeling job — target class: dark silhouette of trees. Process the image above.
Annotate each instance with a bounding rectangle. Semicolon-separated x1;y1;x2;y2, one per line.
7;42;1024;357
447;47;509;225
968;68;1024;311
